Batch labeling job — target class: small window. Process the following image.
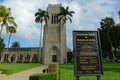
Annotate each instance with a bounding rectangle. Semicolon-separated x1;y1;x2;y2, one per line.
51;13;58;24
51;14;54;24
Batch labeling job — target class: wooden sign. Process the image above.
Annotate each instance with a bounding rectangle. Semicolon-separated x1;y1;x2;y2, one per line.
73;31;103;77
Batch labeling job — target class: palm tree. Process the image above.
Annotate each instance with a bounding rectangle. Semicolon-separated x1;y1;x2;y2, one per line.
57;6;75;63
0;5;9;36
35;9;49;62
7;26;16;51
0;5;17;37
100;17;116;62
57;6;75;25
11;42;20;48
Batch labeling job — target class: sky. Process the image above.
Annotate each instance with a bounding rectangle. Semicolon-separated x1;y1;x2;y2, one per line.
0;0;120;50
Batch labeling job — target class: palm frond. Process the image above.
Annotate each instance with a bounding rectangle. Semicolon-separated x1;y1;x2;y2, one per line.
35;8;49;24
66;16;72;23
66;6;69;11
6;26;10;33
35;12;41;16
35;17;40;23
12;21;17;27
0;17;4;21
58;6;75;24
58;16;64;22
9;26;16;33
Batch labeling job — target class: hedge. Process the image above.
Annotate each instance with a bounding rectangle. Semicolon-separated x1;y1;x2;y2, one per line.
29;73;57;80
0;68;12;75
48;62;60;80
48;62;59;73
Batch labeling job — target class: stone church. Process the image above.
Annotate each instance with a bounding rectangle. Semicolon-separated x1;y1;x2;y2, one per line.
0;4;68;64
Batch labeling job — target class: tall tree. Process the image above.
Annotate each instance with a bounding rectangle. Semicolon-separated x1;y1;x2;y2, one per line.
7;26;16;51
11;41;20;48
35;9;49;62
0;5;17;37
57;6;75;63
100;17;116;62
110;25;120;52
99;28;111;58
57;6;75;25
0;37;5;53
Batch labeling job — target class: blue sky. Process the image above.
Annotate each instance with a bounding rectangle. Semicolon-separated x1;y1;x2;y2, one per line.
0;0;120;50
0;0;4;2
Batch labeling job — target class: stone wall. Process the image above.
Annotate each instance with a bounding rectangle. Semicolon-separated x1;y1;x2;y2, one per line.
0;48;39;63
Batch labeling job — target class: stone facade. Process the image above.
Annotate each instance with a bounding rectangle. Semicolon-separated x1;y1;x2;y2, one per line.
0;48;38;63
0;47;70;63
42;4;67;64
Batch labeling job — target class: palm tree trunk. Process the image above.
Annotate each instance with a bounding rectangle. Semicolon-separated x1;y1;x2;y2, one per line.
108;31;115;63
65;22;67;63
41;23;43;62
0;26;3;37
38;23;42;62
7;33;12;53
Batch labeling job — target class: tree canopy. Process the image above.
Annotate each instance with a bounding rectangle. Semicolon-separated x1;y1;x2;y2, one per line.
99;16;120;62
0;5;17;37
57;6;75;25
0;37;5;53
11;41;20;48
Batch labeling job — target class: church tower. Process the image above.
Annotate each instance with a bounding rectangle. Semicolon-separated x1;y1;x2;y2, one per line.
42;4;67;64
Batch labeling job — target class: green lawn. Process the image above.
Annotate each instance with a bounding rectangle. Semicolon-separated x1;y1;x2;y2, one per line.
0;63;120;80
0;63;43;74
60;63;120;80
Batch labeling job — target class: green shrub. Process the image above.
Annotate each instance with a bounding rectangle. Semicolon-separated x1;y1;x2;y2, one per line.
30;63;60;80
29;73;57;80
48;62;59;73
48;62;61;80
0;68;12;75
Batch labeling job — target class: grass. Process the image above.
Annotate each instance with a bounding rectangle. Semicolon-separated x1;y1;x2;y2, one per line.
0;63;43;74
0;63;120;80
60;63;120;80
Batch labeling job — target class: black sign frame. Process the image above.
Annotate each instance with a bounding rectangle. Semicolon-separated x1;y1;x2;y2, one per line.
73;31;103;76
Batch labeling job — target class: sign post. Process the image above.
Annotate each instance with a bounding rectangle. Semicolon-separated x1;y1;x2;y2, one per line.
73;31;103;80
76;76;80;80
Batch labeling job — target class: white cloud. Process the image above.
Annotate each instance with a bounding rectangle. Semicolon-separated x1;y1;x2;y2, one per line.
70;2;82;26
1;0;120;49
71;0;120;30
2;0;41;41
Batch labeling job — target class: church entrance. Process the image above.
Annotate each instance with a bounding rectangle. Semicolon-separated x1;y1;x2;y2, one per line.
49;46;60;63
52;55;57;62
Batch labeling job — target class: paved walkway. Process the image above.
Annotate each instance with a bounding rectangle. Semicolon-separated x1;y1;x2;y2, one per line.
0;65;48;80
